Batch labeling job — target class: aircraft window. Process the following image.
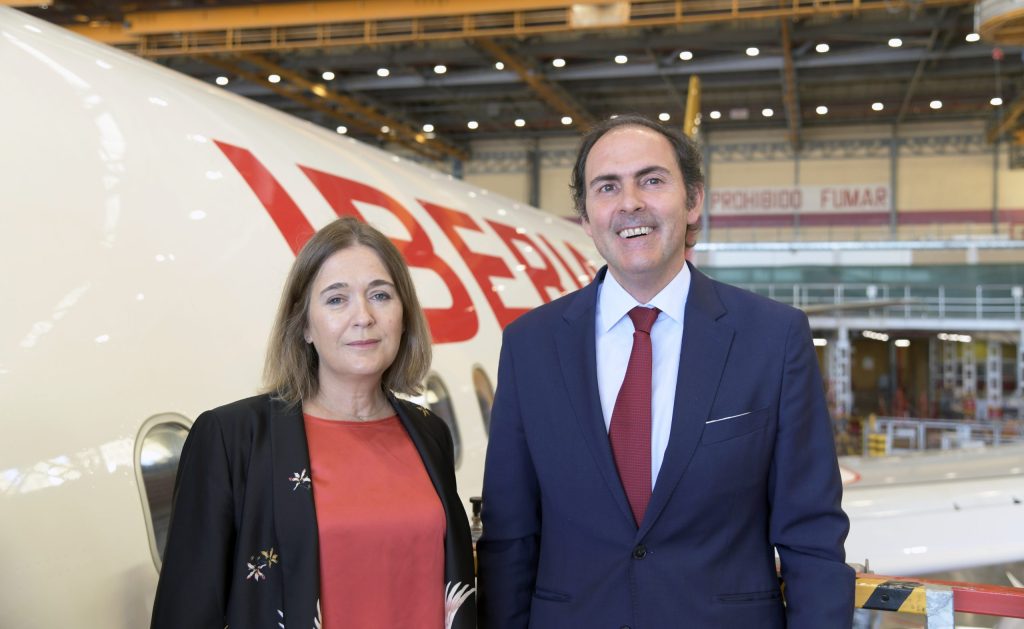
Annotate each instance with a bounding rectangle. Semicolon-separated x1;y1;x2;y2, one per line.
424;374;461;468
472;366;495;435
135;414;190;571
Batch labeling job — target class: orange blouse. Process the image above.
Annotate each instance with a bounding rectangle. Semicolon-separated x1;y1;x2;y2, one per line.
304;413;445;629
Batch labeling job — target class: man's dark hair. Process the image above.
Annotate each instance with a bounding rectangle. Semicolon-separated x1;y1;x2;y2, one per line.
569;114;704;246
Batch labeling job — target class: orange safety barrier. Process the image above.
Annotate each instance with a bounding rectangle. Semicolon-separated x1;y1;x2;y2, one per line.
857;573;1024;621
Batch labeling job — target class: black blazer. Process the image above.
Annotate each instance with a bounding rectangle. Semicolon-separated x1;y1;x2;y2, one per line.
151;393;476;629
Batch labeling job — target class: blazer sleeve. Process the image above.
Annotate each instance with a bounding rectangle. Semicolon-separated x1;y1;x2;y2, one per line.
150;410;236;629
477;329;541;629
769;312;855;628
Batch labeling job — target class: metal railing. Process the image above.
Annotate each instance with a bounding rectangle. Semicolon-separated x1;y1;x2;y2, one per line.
863;417;1024;455
739;283;1024;321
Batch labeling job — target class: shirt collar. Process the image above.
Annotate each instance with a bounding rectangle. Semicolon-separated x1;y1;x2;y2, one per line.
597;262;691;333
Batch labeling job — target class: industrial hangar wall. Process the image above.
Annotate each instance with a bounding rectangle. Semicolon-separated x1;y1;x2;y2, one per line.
462;120;1024;243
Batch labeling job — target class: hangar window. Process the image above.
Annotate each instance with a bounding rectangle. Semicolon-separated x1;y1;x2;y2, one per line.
472;366;494;435
424;374;461;468
135;414;190;571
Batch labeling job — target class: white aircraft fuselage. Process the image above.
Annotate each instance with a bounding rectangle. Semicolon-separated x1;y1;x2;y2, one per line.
2;8;1022;628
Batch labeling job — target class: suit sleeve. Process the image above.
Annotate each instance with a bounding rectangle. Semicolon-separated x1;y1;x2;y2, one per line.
150;411;236;629
769;312;855;628
477;329;541;629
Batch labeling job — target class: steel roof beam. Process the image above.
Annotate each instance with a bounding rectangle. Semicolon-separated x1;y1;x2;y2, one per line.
780;19;802;150
474;38;596;130
896;12;947;127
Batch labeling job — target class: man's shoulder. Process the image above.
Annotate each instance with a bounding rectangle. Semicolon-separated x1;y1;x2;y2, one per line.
505;285;590;338
704;273;805;323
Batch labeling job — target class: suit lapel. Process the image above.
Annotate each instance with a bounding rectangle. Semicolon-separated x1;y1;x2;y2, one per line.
269;397;320;626
557;267;636;526
639;264;734;538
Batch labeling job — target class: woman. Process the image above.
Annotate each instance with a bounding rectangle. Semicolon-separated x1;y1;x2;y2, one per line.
151;217;476;629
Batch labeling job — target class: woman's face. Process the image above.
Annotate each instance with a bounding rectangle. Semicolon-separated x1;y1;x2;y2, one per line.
304;245;404;390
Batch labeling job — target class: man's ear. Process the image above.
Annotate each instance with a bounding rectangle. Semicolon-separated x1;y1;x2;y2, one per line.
686;186;705;225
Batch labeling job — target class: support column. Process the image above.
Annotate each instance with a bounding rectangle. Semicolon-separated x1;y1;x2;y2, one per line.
986;341;1003;419
1017;329;1024;400
928;337;940;417
962;341;977;419
943;339;958;390
528;139;540;209
829;326;852;417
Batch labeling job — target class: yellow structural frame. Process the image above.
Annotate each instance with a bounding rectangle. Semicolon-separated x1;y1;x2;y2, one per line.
70;0;973;55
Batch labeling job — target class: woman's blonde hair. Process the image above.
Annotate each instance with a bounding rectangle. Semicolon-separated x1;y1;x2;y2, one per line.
263;217;431;404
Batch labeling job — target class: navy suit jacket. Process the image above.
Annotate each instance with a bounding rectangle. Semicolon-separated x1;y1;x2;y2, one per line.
478;263;853;629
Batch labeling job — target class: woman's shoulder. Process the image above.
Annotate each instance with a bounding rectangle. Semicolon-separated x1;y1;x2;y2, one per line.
194;393;284;434
393;397;448;434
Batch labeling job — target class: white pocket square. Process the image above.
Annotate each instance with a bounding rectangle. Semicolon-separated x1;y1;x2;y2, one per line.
706;411;753;424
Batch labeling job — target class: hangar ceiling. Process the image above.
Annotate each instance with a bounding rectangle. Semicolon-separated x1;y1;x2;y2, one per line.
21;0;1024;162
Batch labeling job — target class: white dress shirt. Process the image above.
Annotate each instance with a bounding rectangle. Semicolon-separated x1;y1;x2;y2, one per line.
594;264;691;490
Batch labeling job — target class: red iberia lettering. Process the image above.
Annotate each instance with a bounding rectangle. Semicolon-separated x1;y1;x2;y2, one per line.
564;241;601;280
536;234;583;290
420;201;529;329
295;167;476;343
214;141;315;254
487;221;566;302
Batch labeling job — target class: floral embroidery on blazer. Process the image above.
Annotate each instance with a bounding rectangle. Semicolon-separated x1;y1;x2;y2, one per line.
150;393;476;629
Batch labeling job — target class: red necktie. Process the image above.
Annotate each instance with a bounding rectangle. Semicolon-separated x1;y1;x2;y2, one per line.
609;306;660;525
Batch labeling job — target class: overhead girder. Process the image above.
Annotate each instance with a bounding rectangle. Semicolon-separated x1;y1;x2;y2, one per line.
780;19;802;150
896;11;947;126
69;0;974;57
474;38;597;130
986;95;1024;142
206;53;467;161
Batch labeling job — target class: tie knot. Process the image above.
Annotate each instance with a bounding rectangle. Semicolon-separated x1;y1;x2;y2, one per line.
628;306;660;334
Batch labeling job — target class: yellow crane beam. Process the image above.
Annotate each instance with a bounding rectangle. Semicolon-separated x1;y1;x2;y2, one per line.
779;19;801;150
67;0;974;57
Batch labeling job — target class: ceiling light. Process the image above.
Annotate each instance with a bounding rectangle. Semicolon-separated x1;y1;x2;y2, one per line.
380;125;391;134
336;125;347;134
894;339;910;348
930;100;942;109
215;76;229;86
816;105;828;115
888;38;902;48
614;54;628;64
679;50;693;61
815;43;830;53
514;118;526;127
311;84;328;97
966;32;980;43
552;58;566;68
433;64;447;74
467;120;479;130
561;116;573;125
494;61;505;70
321;71;335;80
872;102;884;111
267;74;281;83
991;96;1003;106
762;108;774;117
658;112;671;121
813;338;828;347
709;110;721;120
422;123;435;133
746;47;759;57
377;67;390;77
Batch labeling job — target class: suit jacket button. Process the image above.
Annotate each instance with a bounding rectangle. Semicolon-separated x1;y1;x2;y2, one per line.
632;544;647;559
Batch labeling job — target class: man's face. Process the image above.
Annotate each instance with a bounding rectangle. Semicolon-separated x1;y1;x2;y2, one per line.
581;125;702;300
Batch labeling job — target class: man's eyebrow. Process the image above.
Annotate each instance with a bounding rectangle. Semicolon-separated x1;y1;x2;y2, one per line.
589;165;671;188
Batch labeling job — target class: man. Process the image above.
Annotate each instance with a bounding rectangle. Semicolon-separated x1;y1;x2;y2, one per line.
477;114;854;628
